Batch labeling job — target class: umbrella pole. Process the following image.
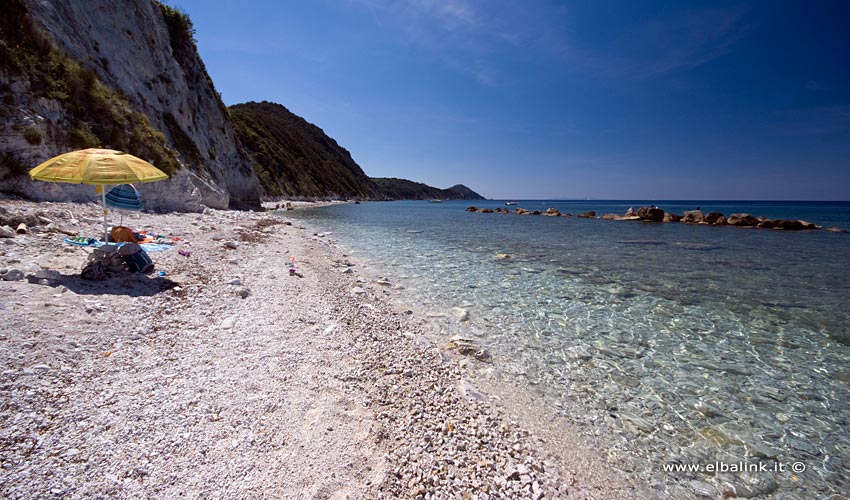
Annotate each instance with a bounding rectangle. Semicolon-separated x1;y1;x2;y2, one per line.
101;184;108;242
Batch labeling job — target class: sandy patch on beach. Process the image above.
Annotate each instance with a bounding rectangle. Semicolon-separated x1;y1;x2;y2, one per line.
1;200;649;499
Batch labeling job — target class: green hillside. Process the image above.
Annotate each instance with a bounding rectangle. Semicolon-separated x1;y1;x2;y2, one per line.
229;101;378;199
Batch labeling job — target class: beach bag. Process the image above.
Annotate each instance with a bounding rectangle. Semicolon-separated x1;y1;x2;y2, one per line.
81;260;110;280
118;243;154;273
91;244;126;273
111;226;137;242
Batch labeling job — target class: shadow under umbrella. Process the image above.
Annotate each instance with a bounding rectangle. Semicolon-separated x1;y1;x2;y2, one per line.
28;271;179;297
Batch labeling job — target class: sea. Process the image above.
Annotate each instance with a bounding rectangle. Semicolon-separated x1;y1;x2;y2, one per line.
284;200;850;498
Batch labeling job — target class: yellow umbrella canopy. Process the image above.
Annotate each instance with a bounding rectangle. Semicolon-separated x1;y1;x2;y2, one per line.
29;148;168;184
29;149;169;241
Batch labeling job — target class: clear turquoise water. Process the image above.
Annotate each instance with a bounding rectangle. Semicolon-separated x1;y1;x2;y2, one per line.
287;200;850;498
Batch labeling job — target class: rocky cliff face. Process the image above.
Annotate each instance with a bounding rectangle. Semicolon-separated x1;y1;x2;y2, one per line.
0;0;261;211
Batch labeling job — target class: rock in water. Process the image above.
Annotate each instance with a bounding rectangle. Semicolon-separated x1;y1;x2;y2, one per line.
681;210;705;223
727;213;760;226
704;212;725;224
636;207;665;221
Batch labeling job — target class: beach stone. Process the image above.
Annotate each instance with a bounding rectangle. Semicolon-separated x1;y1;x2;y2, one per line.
494;253;510;260
1;268;24;281
224;241;238;249
621;413;654;433
351;286;366;296
688;480;719;498
219;317;236;330
663;212;683;222
458;378;487;402
788;437;821;456
412;335;432;349
227;278;242;286
0;226;15;238
747;442;780;459
236;287;251;298
722;471;777;498
700;426;743;446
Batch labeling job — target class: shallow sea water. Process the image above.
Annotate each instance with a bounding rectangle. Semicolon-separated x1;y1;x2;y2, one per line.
287;200;850;498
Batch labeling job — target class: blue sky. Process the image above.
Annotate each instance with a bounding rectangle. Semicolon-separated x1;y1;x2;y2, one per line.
172;0;849;200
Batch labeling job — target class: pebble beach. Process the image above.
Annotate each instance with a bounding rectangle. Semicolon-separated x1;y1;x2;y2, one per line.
0;200;648;500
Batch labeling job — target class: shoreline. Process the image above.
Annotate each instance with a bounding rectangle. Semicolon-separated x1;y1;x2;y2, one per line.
0;200;647;499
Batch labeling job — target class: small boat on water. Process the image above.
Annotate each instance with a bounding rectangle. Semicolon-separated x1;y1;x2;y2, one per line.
428;199;443;203
505;201;518;206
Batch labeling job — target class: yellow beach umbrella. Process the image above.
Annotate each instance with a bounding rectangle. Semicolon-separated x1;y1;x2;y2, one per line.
30;148;169;241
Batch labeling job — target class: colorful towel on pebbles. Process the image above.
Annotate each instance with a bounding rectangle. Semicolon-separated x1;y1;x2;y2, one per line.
63;238;174;253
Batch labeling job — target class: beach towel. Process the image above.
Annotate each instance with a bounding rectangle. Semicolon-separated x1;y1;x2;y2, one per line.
64;239;173;252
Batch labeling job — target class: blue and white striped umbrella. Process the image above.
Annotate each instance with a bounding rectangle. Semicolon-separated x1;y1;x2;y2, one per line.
105;184;142;211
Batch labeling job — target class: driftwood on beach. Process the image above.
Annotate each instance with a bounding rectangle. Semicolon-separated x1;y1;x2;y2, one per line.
465;205;847;232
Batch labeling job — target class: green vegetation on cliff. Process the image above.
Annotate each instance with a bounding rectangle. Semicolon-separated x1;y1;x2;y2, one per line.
230;101;378;199
0;0;181;175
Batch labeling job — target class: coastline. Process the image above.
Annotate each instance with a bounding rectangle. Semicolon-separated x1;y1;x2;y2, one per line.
0;200;647;499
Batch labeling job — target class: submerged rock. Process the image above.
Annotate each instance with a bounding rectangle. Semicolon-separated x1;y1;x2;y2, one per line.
577;211;596;218
449;307;469;321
